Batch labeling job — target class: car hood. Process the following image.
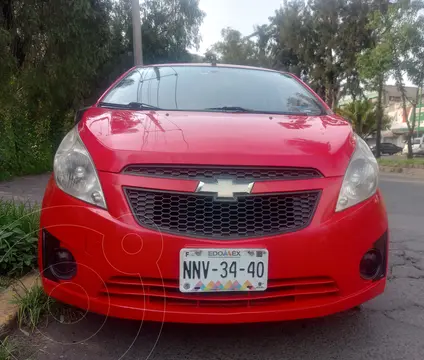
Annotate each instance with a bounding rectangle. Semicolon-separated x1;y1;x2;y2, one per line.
78;108;355;177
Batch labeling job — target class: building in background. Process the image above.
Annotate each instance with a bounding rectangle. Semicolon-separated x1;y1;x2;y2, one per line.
339;85;424;146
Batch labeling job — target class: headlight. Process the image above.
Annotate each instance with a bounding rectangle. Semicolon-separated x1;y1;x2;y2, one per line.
336;135;378;212
54;127;107;209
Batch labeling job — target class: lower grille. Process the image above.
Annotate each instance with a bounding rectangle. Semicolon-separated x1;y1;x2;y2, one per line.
125;188;320;239
99;276;339;308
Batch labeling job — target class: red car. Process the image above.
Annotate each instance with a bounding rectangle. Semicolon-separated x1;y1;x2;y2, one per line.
39;64;388;324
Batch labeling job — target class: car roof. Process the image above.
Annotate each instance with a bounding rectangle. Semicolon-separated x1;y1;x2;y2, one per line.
135;63;288;75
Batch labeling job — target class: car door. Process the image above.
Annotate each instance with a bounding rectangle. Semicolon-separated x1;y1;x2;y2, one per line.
380;143;388;154
386;143;396;154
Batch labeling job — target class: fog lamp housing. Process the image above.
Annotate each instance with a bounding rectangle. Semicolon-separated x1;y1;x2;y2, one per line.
50;248;77;280
42;230;77;281
360;231;388;281
360;249;382;280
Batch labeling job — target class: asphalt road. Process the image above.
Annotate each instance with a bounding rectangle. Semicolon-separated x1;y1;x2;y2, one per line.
10;173;424;360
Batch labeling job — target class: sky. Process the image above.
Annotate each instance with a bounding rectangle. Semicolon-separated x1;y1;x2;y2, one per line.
196;0;283;54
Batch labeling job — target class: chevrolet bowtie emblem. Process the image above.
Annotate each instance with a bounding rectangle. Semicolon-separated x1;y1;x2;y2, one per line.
195;179;254;200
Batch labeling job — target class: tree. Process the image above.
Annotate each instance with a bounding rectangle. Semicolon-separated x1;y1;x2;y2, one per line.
269;0;314;79
358;0;424;158
357;44;392;158
110;0;205;64
337;100;391;138
337;0;375;102
390;0;424;158
245;24;273;68
140;0;205;64
0;0;118;177
0;0;206;179
268;0;374;109
207;28;261;66
207;0;384;112
356;1;396;158
204;49;218;63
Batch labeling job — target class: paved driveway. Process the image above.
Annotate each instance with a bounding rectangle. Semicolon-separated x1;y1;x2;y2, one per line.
4;173;424;359
0;173;50;203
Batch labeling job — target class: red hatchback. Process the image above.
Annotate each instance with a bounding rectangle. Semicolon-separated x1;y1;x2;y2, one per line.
39;64;388;323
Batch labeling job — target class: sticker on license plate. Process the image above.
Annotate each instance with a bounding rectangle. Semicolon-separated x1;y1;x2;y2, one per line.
179;248;268;293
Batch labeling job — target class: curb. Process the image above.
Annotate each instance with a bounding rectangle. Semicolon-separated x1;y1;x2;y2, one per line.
0;271;40;335
379;166;424;178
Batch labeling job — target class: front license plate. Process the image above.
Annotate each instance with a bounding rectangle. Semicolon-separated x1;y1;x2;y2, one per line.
179;248;268;293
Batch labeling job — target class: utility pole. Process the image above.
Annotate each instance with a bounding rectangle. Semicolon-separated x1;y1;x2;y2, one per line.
418;86;423;137
132;0;143;66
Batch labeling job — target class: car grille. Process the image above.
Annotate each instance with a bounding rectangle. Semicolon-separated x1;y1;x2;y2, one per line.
99;276;339;308
123;165;322;181
125;188;320;239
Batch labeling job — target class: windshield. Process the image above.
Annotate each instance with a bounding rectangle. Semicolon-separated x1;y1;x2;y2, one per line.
101;66;326;115
413;138;421;145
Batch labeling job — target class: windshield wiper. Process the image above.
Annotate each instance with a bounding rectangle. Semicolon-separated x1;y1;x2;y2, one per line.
205;106;255;113
205;106;312;116
98;101;162;110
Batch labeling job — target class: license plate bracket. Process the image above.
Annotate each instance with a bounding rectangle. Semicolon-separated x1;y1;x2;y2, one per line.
179;248;269;293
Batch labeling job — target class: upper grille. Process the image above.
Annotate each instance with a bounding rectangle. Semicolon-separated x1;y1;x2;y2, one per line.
123;165;322;181
125;188;320;239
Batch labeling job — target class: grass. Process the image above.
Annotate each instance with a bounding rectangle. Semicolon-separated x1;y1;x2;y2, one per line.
0;199;40;276
0;200;40;235
0;173;12;182
0;337;16;360
13;284;53;331
0;276;12;292
12;282;82;332
377;157;424;168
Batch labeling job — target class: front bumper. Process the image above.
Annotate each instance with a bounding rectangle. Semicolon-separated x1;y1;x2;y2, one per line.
39;174;388;324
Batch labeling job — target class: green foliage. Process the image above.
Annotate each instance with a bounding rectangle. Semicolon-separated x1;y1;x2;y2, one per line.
107;0;205;65
357;0;424;158
0;275;12;291
378;157;424;168
1;0;423;169
141;0;205;64
0;337;16;360
13;284;53;331
337;100;391;138
357;42;392;86
207;0;377;109
268;0;376;108
0;0;205;179
0;200;40;276
208;28;264;66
